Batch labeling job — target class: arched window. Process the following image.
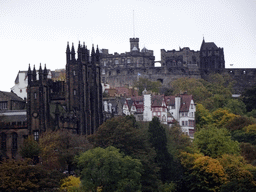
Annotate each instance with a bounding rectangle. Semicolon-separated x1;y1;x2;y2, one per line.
1;133;6;150
12;132;18;150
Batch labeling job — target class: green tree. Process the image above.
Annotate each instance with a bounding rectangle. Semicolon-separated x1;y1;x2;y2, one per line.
88;115;160;191
20;136;41;163
242;84;256;112
134;77;162;95
170;77;211;103
195;103;213;131
224;99;247;115
194;127;240;158
148;117;175;183
76;146;142;192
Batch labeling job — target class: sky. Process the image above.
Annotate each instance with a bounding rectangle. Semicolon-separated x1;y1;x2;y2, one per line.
1;0;256;92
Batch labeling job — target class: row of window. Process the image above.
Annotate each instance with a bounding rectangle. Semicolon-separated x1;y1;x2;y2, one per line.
1;131;39;151
0;101;7;110
181;120;195;127
1;132;18;150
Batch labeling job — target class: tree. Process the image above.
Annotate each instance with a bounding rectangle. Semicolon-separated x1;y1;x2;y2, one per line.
242;84;256;112
180;152;227;192
60;176;81;192
170;77;211;103
0;159;64;192
225;115;255;132
20;136;41;163
39;129;92;173
224;99;247;115
88;116;160;191
218;154;256;191
148;117;175;183
195;103;212;131
76;146;142;192
134;77;162;95
194;127;240;158
211;108;237;128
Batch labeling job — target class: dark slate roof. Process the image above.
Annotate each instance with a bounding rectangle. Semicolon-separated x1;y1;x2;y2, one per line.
179;94;192;112
165;96;175;106
201;42;218;50
0;91;25;102
151;95;164;107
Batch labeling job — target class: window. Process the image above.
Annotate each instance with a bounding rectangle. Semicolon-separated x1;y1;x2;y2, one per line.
34;131;39;141
191;104;194;109
73;89;76;96
1;133;6;150
104;61;106;66
20;89;22;93
185;121;188;126
115;60;119;64
0;101;7;110
34;92;37;99
182;121;184;126
127;59;131;63
102;68;105;75
12;132;18;150
73;71;76;76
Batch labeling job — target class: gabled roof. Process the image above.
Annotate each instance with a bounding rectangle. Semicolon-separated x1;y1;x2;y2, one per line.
179;94;193;112
165;96;175;106
0;91;25;102
151;95;165;107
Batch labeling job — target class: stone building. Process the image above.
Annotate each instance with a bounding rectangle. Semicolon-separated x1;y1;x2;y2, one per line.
0;91;26;159
1;42;103;159
100;38;155;87
27;42;103;137
100;37;256;94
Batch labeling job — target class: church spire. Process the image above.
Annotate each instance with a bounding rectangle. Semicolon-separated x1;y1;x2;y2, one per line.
71;42;76;60
66;42;70;61
28;64;32;84
32;65;37;81
43;64;48;80
91;44;95;64
96;45;100;63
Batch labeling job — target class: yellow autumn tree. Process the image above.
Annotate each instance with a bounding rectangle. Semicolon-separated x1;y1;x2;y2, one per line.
180;152;227;192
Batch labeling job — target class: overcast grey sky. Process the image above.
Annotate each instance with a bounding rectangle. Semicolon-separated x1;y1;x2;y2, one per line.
1;0;256;92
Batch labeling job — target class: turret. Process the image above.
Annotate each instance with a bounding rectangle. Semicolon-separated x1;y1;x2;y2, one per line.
96;45;100;63
77;41;82;61
28;64;32;84
66;42;70;61
43;64;48;80
32;65;37;81
39;63;43;82
91;44;96;65
71;43;76;60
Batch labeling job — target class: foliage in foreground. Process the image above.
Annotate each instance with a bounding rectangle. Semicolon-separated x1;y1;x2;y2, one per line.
76;146;142;192
0;159;64;192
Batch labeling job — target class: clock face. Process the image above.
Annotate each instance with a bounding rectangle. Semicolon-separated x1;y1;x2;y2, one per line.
32;112;38;118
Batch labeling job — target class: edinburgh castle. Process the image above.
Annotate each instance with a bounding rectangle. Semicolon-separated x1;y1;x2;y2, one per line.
100;38;256;94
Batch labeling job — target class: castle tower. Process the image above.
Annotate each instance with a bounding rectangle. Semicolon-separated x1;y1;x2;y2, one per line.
130;38;140;52
27;64;49;138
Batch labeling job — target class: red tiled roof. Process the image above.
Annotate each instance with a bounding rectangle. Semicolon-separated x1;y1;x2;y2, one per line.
179;94;192;112
165;96;175;106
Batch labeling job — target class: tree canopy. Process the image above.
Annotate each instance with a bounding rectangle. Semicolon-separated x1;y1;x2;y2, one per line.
76;146;142;192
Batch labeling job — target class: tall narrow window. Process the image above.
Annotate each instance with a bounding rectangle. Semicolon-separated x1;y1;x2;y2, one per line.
34;92;37;99
73;70;76;76
12;132;18;150
1;133;6;150
33;130;39;141
73;89;76;96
